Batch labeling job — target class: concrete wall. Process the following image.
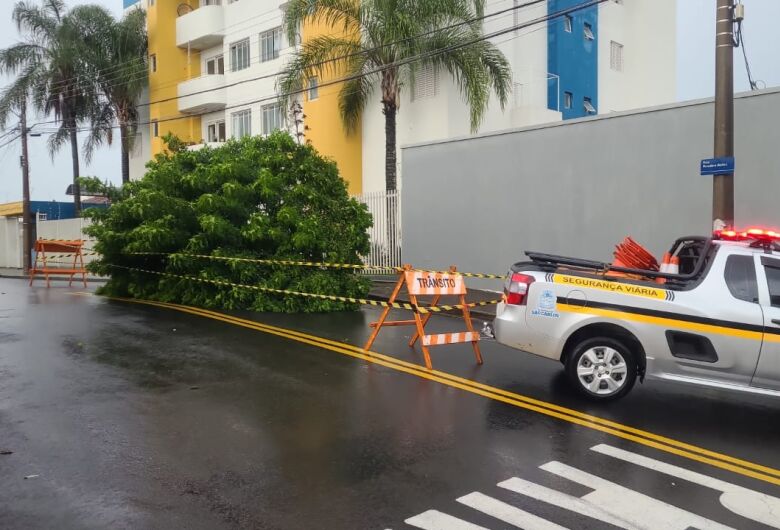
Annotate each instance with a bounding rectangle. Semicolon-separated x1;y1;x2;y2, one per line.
401;88;780;281
0;218;22;269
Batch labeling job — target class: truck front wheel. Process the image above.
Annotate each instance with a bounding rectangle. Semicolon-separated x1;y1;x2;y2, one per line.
565;337;637;401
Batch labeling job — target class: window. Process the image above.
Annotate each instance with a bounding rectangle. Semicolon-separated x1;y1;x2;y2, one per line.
230;38;250;71
262;103;284;134
206;55;224;75
148;0;154;6
37;212;47;221
308;77;319;100
201;0;221;5
207;120;226;142
151;120;159;137
564;91;573;109
725;255;758;303
563;15;573;33
584;22;594;40
412;63;439;101
610;41;624;72
231;109;251;138
583;97;596;114
765;261;780;307
260;27;282;62
149;54;157;72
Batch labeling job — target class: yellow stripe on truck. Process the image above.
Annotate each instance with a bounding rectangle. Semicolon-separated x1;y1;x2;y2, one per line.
557;302;767;342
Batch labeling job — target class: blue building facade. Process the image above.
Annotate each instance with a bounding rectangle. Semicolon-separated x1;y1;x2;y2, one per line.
30;201;105;220
123;0;140;8
547;0;599;120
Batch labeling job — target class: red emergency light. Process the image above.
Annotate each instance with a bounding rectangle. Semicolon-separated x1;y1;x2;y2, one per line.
715;227;780;243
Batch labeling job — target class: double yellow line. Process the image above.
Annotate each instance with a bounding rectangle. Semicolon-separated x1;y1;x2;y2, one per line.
101;295;780;487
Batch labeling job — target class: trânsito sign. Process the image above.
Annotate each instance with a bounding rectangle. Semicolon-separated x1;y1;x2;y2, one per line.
700;157;735;176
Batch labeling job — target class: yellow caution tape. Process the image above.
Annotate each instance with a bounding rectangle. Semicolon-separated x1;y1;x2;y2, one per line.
129;252;505;279
39;251;99;259
107;264;502;314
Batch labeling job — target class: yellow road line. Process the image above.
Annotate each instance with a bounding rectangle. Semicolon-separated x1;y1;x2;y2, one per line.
81;293;780;487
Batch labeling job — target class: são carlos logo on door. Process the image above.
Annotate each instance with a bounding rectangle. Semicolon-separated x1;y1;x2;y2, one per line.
531;289;560;318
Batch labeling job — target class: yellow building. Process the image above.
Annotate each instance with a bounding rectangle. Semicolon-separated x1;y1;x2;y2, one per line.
127;0;362;195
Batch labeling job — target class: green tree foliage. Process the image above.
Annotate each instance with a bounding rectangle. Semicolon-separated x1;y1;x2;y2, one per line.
86;133;373;313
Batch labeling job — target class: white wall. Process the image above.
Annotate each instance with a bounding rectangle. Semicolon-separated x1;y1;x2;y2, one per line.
598;0;677;113
0;218;22;269
129;87;151;181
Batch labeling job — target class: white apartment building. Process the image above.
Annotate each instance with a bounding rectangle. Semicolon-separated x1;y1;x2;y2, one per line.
125;0;677;195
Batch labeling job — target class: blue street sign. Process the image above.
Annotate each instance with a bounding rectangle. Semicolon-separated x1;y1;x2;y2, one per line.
700;157;735;175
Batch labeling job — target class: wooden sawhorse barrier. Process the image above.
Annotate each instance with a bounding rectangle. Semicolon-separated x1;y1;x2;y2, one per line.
29;239;88;288
364;264;483;370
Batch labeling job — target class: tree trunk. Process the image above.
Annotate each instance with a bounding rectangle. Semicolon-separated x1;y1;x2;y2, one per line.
120;122;130;184
383;102;397;192
68;115;81;215
383;101;398;264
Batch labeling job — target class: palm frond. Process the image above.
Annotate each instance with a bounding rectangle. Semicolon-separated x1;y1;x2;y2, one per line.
46;124;69;159
283;0;362;45
83;98;115;162
338;55;374;134
278;35;362;108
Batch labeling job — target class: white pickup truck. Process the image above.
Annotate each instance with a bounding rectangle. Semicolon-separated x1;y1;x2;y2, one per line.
493;231;780;401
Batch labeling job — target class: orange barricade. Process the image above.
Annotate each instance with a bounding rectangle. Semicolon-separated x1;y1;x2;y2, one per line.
364;264;483;370
29;239;87;288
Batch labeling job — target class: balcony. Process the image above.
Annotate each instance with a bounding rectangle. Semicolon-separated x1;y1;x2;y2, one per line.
178;75;226;114
176;5;224;50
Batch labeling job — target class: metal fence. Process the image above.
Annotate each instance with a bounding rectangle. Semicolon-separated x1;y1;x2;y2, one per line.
354;189;402;271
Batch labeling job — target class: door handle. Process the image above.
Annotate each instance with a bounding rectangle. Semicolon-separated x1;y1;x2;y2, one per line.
773;319;780;326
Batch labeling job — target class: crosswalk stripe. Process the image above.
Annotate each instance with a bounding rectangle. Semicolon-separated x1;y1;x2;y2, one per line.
591;444;780;529
456;491;568;530
539;461;734;530
498;477;634;529
405;510;489;530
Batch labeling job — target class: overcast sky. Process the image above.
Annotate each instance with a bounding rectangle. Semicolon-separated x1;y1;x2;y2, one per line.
0;0;778;203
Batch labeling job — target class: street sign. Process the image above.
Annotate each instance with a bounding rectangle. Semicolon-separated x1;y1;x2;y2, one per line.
700;157;735;175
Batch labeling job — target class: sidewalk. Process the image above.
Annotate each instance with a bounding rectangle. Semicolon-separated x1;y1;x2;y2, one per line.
0;268;104;282
368;279;501;319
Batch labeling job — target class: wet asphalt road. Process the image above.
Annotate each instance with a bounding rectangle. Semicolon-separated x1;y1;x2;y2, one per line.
1;278;780;529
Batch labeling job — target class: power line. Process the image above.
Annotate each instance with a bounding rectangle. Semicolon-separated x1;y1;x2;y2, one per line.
29;0;565;132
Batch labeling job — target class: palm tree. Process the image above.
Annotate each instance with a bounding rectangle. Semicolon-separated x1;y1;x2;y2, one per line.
279;0;512;193
82;7;148;184
0;0;103;215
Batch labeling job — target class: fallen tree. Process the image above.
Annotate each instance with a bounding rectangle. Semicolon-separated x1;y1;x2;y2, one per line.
86;133;372;312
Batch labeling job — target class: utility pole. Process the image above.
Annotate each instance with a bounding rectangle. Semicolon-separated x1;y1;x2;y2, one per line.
19;99;32;273
712;0;735;231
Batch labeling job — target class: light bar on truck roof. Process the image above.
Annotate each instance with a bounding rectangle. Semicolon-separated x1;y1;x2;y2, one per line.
714;227;780;242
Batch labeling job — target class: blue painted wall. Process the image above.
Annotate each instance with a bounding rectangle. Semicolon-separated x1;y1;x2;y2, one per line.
123;0;140;8
30;201;106;220
547;0;598;119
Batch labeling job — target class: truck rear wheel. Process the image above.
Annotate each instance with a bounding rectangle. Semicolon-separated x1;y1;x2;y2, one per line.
565;337;637;401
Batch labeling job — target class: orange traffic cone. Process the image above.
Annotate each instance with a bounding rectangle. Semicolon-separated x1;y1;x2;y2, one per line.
656;253;670;284
668;256;680;275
